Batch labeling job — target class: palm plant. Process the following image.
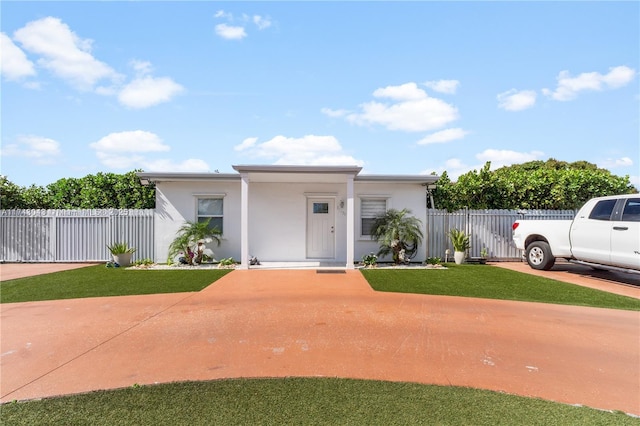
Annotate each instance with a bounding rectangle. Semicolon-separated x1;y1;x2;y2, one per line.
371;208;423;264
168;219;221;265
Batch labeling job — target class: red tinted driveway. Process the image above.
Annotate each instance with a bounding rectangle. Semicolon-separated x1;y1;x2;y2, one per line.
1;269;638;415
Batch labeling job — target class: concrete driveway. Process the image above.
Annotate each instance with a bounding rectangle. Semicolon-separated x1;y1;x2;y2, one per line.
1;268;638;415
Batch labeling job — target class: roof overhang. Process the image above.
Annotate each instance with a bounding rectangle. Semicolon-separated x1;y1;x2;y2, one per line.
137;165;439;186
232;165;363;174
232;164;363;183
355;174;439;185
137;172;240;185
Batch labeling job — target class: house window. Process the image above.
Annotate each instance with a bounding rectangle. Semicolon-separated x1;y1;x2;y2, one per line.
197;198;223;233
361;198;387;237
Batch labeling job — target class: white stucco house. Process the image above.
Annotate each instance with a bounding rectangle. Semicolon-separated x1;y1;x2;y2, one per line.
138;165;438;269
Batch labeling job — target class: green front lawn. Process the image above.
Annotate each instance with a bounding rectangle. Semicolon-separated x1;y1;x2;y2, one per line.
361;264;640;311
2;378;635;425
0;265;232;303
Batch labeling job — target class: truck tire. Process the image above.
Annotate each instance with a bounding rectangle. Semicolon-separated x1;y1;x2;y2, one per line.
525;241;555;270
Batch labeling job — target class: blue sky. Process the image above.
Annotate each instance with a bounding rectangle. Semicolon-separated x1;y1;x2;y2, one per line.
1;1;638;188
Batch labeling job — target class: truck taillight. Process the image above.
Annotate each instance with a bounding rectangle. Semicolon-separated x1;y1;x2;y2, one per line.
512;222;519;231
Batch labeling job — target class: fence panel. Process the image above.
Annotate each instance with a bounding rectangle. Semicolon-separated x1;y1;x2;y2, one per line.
426;209;576;261
0;209;154;262
2;208;574;263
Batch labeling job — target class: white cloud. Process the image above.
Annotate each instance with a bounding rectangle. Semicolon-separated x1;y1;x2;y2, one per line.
497;89;537;111
543;66;636;101
422;150;545;181
421;158;471;180
424;79;460;94
130;59;153;77
90;130;207;171
476;149;545;168
629;175;639;189
13;17;118;91
235;134;364;166
339;82;458;132
600;157;634;169
143;159;210;172
118;76;184;109
321;107;350;118
373;82;426;101
253;15;272;30
234;137;258;151
95;152;145;169
214;10;232;19
90;130;170;153
215;24;247;40
213;11;273;40
417;128;469;145
0;33;36;80
1;135;61;164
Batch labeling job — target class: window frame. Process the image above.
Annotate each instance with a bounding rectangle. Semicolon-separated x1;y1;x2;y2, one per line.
359;196;390;239
588;199;617;221
621;198;640;222
195;194;225;236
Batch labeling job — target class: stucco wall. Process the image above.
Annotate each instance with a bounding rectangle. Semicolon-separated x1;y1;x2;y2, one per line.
354;181;426;262
154;179;426;264
247;182;347;262
154;181;242;263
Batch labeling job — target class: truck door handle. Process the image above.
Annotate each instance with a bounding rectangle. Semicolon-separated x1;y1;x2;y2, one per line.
613;226;628;231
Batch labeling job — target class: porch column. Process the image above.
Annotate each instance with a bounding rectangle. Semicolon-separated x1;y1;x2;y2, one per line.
239;173;249;269
345;175;355;269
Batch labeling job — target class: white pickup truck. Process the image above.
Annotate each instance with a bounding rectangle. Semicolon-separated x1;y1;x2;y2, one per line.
512;194;640;273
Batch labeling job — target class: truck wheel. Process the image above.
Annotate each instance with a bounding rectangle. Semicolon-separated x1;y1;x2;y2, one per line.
525;241;555;270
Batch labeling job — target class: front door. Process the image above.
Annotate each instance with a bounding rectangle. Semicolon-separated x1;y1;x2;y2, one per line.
307;198;335;259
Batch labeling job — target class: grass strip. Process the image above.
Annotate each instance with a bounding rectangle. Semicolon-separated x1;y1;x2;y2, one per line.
0;265;232;303
1;378;635;426
361;264;640;311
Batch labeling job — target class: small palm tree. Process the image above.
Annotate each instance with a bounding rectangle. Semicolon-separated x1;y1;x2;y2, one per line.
371;208;423;264
168;220;221;265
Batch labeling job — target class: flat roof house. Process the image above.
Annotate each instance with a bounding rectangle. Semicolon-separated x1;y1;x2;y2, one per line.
138;165;438;269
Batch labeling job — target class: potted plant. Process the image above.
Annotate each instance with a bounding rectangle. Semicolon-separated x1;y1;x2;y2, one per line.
107;242;136;267
361;252;378;268
448;228;470;265
479;247;489;264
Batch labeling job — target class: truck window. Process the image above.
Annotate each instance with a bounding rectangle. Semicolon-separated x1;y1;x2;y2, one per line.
588;199;616;221
621;198;640;222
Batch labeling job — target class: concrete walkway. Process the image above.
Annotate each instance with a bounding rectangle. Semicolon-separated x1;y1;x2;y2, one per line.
0;263;101;281
1;268;638;415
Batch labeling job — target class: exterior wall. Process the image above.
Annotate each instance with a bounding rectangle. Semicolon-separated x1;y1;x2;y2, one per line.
154;181;241;263
247;182;348;262
155;179;427;265
354;181;427;263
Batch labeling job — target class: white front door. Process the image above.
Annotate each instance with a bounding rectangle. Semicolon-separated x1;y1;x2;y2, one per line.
307;198;335;259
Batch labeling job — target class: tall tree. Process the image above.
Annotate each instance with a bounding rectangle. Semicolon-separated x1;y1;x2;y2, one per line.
433;159;635;211
0;176;23;209
0;171;155;209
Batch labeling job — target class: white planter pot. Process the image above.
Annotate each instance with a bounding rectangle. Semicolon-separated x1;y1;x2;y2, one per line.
112;253;132;267
454;251;465;265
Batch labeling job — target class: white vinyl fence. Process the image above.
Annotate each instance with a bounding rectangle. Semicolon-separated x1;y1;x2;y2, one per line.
425;209;576;261
1;209;154;262
1;208;574;263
